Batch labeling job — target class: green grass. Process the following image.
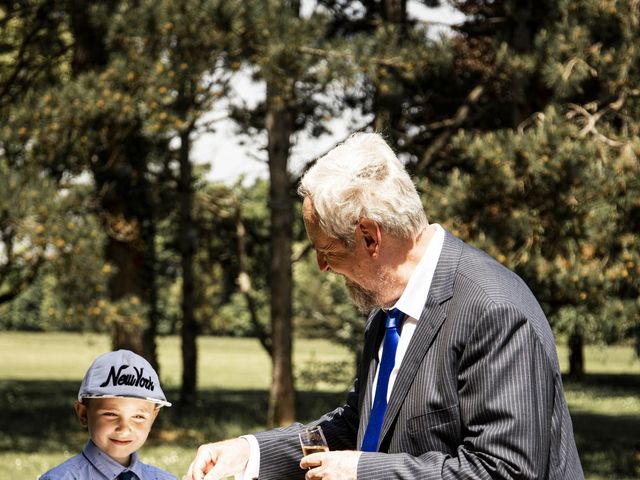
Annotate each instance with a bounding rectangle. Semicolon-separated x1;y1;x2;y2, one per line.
0;332;353;389
0;332;352;478
0;332;638;479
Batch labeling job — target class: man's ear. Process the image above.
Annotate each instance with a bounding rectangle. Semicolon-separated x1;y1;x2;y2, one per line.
357;218;381;256
74;400;88;427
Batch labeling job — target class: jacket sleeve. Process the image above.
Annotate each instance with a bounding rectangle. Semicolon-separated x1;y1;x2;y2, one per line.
253;376;361;479
253;312;386;480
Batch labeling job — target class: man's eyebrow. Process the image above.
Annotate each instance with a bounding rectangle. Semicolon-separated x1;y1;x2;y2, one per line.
316;241;333;251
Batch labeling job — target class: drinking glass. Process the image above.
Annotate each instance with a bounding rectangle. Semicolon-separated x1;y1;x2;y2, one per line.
298;425;329;456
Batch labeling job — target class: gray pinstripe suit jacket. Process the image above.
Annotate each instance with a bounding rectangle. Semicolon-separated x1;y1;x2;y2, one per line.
254;232;584;479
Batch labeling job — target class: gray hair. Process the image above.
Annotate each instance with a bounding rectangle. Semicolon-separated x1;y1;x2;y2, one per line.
298;132;427;246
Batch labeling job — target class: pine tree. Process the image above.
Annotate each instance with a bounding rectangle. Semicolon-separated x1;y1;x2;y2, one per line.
0;2;111;326
417;0;640;376
229;0;347;427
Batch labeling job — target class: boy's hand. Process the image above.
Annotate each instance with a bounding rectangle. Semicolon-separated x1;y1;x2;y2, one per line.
186;437;250;480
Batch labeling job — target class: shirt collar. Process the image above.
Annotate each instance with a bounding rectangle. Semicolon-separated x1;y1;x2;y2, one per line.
127;452;145;479
83;440;141;480
393;224;445;321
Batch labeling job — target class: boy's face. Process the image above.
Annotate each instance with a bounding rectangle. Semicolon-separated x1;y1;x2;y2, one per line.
74;397;160;466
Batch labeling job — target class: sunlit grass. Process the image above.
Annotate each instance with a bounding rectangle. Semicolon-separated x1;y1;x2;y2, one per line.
0;332;638;479
0;332;352;390
556;342;640;375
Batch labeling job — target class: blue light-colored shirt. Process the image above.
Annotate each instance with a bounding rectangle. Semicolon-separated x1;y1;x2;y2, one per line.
40;440;176;480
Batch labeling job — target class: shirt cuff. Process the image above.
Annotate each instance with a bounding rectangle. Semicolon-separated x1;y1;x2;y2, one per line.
234;435;260;480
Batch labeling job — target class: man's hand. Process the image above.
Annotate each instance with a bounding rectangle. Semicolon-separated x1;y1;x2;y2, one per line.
186;437;250;480
299;450;362;480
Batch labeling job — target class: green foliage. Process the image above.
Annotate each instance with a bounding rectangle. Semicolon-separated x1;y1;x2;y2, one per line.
0;2;72;106
3;0;639;371
0;154;111;330
295;358;354;392
0;157;58;302
395;0;640;355
426;107;639;345
229;0;357;140
1;0;246;346
293;249;365;356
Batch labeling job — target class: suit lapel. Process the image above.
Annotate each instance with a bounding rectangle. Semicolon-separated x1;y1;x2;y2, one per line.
378;231;463;449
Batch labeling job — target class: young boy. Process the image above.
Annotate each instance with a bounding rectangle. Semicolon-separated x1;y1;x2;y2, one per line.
41;349;176;480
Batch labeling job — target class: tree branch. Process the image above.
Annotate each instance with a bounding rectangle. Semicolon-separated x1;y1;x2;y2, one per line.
565;93;636;148
415;84;484;172
297;45;406;68
561;57;597;82
235;206;272;356
0;256;44;305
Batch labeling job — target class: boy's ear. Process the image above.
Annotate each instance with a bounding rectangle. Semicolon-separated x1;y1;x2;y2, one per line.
151;407;161;424
74;400;88;427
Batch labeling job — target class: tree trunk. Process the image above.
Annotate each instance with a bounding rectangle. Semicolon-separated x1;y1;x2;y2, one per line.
373;0;407;138
236;208;272;356
67;0;109;74
568;327;584;381
106;234;146;354
265;83;296;427
91;142;158;366
178;129;198;406
510;0;534;127
141;214;159;372
67;0;157;365
382;0;407;25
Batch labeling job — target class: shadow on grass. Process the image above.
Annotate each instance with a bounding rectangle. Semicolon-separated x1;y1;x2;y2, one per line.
562;373;640;479
2;375;638;478
0;380;345;454
563;372;640;389
572;412;640;479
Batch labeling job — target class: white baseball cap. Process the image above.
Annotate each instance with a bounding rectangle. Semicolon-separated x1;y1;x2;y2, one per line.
78;350;171;407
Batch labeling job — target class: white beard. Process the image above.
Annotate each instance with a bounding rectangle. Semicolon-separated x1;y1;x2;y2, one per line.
345;279;379;313
345;270;396;313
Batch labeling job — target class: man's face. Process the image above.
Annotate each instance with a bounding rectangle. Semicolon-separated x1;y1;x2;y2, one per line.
302;197;357;276
75;397;159;466
302;197;387;312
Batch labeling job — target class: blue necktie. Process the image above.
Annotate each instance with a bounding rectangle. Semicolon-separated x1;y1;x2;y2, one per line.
361;308;404;452
118;471;135;480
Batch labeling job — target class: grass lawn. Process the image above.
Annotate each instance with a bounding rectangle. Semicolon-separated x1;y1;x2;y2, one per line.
0;331;638;479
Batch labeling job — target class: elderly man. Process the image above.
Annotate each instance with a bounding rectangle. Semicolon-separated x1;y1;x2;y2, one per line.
187;133;583;480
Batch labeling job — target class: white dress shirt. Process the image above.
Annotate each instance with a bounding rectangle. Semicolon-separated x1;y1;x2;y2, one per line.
374;223;444;402
239;224;445;479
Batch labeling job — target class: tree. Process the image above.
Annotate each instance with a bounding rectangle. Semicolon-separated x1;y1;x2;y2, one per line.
230;0;354;426
427;108;638;374
1;2;117;335
416;0;640;377
122;0;240;405
4;0;241;382
1;1;71;306
12;0;166;362
348;0;640;376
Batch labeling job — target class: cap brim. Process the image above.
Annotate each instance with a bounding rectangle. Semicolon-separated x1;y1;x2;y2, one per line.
79;394;172;408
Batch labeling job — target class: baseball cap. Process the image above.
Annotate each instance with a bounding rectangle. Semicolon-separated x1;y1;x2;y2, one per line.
78;350;172;407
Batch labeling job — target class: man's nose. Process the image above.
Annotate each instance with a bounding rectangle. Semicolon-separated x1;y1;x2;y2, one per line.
316;251;329;272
